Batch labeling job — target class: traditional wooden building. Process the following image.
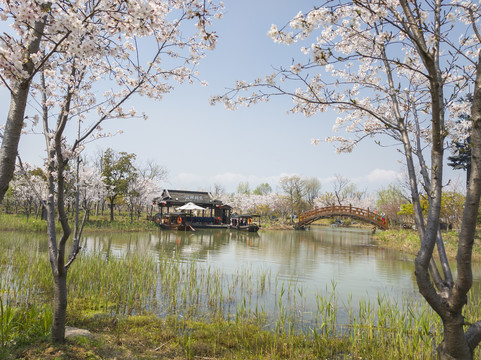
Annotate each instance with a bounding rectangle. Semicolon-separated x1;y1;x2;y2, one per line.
153;189;232;227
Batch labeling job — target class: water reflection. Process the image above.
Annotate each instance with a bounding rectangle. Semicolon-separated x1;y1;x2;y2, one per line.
13;227;479;307
79;227;421;303
6;227;481;325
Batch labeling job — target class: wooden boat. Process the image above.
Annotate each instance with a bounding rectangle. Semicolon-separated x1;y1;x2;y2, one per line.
153;212;195;231
229;214;260;232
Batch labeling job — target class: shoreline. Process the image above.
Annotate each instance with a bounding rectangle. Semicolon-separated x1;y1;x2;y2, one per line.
373;228;481;262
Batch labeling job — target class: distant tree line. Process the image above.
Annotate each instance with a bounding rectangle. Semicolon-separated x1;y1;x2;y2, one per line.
3;157;467;229
223;174;466;228
1;148;166;222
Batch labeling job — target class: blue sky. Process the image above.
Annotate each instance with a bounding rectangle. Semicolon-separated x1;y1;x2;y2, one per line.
9;0;455;194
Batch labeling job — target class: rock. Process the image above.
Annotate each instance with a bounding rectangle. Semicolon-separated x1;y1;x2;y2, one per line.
65;326;93;339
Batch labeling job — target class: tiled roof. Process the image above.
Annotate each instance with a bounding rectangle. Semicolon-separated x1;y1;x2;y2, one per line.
153;189;231;209
162;189;213;203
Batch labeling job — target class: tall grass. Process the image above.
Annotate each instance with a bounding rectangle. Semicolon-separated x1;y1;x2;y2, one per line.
0;214;49;232
1;236;480;358
0;213;157;234
0;240;52;349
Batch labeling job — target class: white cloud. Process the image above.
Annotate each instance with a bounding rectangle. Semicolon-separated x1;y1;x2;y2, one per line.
319;169;401;192
358;169;401;184
167;169;401;194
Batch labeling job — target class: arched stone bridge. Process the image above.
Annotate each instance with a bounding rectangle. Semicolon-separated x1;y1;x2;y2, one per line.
297;205;388;230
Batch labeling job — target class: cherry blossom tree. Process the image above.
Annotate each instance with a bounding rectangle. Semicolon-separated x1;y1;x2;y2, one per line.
221;191;283;223
136;161;167;218
279;175;307;219
271;193;291;223
214;1;481;358
303;177;321;207
0;0;222;203
0;0;222;343
10;163;48;219
332;174;352;206
125;169;162;221
0;5;47;203
77;165;108;221
314;192;336;207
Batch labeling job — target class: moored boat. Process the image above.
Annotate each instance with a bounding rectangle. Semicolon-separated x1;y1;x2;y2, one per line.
153;212;195;231
152;190;232;230
229;214;260;232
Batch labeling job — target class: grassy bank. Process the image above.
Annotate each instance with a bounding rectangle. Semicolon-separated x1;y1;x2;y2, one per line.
6;312;439;360
0;213;159;233
374;228;481;261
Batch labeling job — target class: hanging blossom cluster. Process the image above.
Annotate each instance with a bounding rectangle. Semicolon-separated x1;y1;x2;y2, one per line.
0;0;223;82
213;1;480;153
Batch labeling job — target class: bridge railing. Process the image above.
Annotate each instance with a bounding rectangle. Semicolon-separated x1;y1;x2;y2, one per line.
298;205;388;229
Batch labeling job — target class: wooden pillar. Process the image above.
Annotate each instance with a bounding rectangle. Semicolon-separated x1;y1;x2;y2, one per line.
349;204;352;213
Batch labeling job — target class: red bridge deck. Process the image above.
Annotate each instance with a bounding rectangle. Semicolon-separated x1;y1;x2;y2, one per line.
298;205;388;230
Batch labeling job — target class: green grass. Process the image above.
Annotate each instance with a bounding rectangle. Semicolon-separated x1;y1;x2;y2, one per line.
374;229;481;261
0;213;50;232
0;213;158;233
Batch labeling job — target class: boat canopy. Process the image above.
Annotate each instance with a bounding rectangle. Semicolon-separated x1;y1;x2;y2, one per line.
176;202;206;211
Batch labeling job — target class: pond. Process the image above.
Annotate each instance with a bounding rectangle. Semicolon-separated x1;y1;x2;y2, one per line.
82;226;419;304
78;226;481;325
5;226;481;329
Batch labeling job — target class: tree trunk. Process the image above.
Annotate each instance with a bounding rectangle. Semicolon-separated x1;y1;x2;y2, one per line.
51;272;68;343
0;18;47;203
437;317;473;358
46;162;68;344
0;84;33;203
428;28;481;360
109;201;114;222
